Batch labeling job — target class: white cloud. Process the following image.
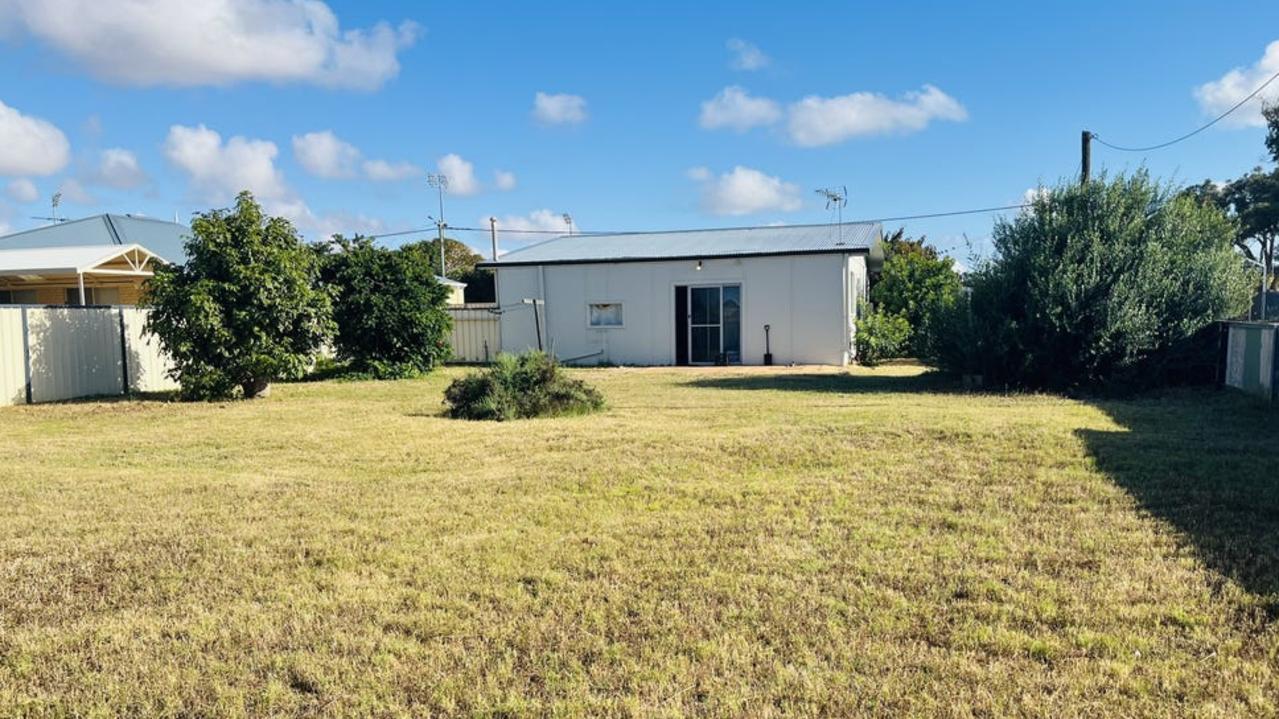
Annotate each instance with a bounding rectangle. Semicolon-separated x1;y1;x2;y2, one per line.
533;92;588;125
86;148;147;189
1195;40;1279;128
494;170;517;191
693;165;803;216
57;178;95;205
293;130;421;181
292;130;360;178
0;0;418;90
686;166;711;181
699;86;782;132
787;84;968;147
1023;186;1049;205
0;99;70;176
5;178;38;203
489;209;569;234
362;158;421;181
726;38;769;71
437;153;480;196
164;124;289;203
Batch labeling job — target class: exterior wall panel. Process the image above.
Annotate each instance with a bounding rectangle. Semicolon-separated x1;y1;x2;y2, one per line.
494;253;851;365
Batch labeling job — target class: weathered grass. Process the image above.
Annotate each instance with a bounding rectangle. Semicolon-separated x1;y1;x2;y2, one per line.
0;364;1276;716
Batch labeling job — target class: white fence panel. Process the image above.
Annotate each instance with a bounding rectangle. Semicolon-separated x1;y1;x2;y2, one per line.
26;307;124;403
121;308;179;393
448;304;501;363
0;309;25;405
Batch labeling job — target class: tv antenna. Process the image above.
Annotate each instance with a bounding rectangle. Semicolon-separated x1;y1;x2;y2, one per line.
562;213;574;235
816;186;847;243
31;192;67;224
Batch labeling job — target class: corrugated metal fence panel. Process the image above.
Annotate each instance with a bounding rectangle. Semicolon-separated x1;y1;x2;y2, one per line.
121;308;179;393
0;309;26;406
26;307;124;403
447;304;501;363
1224;322;1278;400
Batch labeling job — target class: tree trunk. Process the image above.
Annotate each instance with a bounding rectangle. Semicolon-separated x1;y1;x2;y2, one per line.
242;377;272;399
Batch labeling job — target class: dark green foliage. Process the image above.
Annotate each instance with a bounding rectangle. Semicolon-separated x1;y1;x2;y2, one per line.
854;306;912;367
317;236;453;379
870;229;962;354
444;351;605;421
402;236;496;303
143;192;333;400
927;172;1253;392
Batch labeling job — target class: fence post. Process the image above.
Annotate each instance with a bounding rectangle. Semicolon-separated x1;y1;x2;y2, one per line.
118;308;130;396
20;307;32;405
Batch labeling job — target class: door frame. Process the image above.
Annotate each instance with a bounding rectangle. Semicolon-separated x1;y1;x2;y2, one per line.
677;282;743;366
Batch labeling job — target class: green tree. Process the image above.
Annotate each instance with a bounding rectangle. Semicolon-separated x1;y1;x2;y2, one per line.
317;236;453;378
928;172;1253;391
869;229;962;354
144;192;333;400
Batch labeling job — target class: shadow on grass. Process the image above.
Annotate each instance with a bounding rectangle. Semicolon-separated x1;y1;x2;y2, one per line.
683;370;963;395
1077;391;1279;608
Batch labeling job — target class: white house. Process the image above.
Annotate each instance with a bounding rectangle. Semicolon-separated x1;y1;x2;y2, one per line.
480;222;883;366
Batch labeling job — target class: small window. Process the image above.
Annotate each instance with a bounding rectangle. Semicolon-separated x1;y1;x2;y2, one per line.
588;302;623;328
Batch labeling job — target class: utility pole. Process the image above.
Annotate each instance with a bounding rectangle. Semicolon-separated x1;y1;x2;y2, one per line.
1081;131;1092;185
427;174;449;278
489;216;498;260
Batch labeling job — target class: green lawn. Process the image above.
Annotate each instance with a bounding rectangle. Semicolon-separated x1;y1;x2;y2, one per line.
1;364;1276;717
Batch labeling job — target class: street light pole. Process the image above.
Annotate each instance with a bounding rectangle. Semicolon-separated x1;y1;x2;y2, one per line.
427;174;449;278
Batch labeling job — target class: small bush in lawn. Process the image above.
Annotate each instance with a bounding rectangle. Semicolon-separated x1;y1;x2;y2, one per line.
854;306;912;367
444;351;605;420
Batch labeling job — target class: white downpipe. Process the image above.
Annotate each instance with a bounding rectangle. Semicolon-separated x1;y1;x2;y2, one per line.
78;273;85;306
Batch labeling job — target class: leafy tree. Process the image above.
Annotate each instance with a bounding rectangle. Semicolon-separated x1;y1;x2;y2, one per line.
927;172;1253;392
869;229;962;354
144;192;333;400
1186;102;1279;289
316;236;453;378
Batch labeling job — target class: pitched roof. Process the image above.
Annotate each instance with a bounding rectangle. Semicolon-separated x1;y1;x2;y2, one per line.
0;244;165;276
436;275;466;287
0;214;190;263
480;222;882;267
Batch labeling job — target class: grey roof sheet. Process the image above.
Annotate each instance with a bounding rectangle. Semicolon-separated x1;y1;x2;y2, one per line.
483;222;881;266
0;214;190;263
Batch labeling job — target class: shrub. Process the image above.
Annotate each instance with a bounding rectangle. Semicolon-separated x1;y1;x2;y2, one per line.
144;192;333;400
854;306;912;367
317;236;453;379
926;172;1254;392
870;230;962;355
444;351;605;421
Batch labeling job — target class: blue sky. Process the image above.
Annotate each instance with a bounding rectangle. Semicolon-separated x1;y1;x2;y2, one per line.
1;1;1278;260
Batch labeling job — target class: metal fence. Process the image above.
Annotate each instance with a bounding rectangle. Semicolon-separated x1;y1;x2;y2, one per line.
0;306;179;406
447;304;501;363
1221;321;1278;401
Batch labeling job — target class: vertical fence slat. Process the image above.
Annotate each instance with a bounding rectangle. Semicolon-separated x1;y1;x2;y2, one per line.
446;304;500;363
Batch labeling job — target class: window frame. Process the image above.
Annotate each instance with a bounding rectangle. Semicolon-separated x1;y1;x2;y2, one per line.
586;301;625;329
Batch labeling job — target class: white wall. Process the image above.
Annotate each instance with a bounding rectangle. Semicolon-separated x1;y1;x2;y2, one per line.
495;252;861;365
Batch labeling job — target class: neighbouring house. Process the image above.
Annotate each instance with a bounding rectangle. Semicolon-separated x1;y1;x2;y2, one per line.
479;222;884;366
0;214;188;306
438;276;467;306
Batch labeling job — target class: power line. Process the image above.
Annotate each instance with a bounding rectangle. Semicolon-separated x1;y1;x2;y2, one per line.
1092;68;1279;153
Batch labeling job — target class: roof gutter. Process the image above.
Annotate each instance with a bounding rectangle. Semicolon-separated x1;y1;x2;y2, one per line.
478;246;871;269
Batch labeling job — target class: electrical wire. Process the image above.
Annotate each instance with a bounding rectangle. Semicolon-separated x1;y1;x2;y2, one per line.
1092;68;1279;152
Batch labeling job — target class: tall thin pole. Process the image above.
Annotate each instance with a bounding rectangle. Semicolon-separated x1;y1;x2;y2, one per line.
428;174;449;278
489;216;498;260
1081;131;1092;185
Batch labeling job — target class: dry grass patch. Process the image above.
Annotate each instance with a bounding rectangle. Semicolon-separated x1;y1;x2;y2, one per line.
0;364;1276;716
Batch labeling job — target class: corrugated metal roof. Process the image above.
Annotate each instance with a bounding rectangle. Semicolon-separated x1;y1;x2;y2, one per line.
0;214;190;263
482;222;881;266
436;275;466;287
0;244;163;275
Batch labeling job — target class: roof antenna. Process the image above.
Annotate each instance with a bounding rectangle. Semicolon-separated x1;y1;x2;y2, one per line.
815;186;847;244
562;213;574;235
30;192;66;225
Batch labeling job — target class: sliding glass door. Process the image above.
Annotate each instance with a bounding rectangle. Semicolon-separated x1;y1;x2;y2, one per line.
686;284;741;364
